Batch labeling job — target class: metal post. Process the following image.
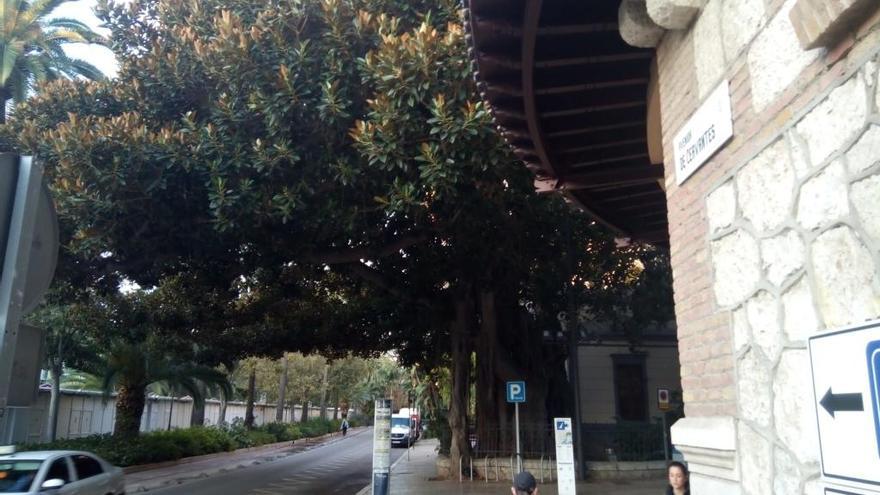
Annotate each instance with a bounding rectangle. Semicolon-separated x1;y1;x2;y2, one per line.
0;156;42;440
515;402;522;473
662;413;670;461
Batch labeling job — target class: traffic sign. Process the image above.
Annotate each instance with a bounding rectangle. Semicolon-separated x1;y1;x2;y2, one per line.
825;485;880;494
658;388;670;411
553;418;576;495
809;320;880;488
506;381;526;403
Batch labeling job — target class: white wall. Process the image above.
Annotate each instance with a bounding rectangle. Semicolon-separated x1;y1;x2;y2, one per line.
3;389;336;444
577;344;681;423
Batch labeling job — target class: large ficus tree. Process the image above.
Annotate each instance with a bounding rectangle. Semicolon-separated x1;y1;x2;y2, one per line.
6;0;672;465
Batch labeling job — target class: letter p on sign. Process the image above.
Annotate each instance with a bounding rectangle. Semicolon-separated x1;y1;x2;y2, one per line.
507;381;526;403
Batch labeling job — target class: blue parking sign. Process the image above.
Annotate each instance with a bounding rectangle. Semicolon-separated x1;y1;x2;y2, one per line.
507;381;526;403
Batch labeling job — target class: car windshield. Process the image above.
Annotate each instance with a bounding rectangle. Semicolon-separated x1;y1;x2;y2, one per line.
391;418;410;428
0;460;42;493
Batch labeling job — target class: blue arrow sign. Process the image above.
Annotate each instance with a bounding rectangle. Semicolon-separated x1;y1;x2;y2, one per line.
868;339;880;459
506;381;526;403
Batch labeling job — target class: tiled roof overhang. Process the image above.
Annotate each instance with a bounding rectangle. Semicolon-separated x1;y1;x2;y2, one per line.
464;0;669;245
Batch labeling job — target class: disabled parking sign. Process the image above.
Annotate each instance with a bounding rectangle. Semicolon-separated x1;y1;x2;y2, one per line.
809;320;880;489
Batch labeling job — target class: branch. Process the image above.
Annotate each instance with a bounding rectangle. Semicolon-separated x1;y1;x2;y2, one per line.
346;262;434;310
300;234;429;265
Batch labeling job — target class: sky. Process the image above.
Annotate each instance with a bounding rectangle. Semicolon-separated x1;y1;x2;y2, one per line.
51;0;120;78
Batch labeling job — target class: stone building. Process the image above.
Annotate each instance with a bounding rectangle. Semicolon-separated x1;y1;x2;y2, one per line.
466;0;880;493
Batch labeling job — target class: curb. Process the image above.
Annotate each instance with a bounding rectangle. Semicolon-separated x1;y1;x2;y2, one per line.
354;444;415;495
122;440;292;474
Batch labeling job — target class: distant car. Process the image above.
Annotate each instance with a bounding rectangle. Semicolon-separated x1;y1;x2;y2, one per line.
0;450;125;494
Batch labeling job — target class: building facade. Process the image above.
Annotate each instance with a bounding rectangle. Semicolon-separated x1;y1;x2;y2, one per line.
467;0;880;493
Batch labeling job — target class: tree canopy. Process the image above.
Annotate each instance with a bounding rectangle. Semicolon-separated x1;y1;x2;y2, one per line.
5;0;675;456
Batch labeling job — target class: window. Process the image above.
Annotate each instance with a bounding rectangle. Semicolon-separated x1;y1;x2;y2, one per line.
45;458;71;483
72;455;103;480
612;354;648;422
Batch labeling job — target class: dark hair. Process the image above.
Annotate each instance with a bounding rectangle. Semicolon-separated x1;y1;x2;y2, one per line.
667;461;690;493
667;461;689;476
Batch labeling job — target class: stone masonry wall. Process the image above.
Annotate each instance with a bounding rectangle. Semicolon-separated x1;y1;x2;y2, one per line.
655;0;880;493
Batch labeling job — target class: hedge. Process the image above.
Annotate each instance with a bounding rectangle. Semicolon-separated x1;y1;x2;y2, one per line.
16;417;355;467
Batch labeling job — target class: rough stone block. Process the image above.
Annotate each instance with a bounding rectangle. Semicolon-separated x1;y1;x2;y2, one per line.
797;160;850;231
693;0;725;98
738;423;773;495
761;230;804;287
811;226;880;326
796;74;868;166
706;180;736;234
749;0;823;112
737;139;795;232
619;0;666;48
787;131;813;179
721;0;765;61
712;230;761;307
851;173;880;243
732;307;751;354
773;350;819;464
846;125;880;176
646;0;705;29
737;348;773;427
774;447;802;494
782;276;819;342
746;291;783;364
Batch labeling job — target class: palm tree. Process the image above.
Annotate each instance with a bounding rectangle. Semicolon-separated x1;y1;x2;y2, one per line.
0;0;107;122
100;342;232;438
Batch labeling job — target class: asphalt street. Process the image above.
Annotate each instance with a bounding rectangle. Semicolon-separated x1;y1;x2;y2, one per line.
148;427;408;495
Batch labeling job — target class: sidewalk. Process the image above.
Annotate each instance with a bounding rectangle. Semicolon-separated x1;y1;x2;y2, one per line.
357;439;665;495
125;428;364;492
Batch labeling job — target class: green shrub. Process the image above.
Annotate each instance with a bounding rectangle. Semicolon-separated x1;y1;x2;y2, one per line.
15;415;346;468
245;430;276;446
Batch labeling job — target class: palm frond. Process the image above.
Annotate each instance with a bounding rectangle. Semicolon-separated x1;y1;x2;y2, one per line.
0;41;22;86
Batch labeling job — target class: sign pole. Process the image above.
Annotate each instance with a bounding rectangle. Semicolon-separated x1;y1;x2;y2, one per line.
372;398;392;495
515;402;521;473
0;156;43;441
661;413;669;461
506;381;526;474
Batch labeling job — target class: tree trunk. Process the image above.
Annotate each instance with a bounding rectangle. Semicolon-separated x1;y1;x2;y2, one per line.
319;364;329;420
300;398;309;423
448;296;473;473
47;362;63;442
276;357;289;423
218;394;228;426
475;290;499;453
167;394;175;431
114;383;147;438
190;383;206;427
244;368;256;428
332;394;339;420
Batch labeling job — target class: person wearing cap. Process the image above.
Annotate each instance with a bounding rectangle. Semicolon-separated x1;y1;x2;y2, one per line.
511;471;538;495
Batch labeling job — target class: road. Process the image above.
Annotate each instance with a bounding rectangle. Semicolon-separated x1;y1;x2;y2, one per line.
149;428;408;495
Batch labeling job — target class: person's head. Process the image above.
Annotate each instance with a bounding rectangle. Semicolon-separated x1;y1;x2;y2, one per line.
667;461;689;490
511;471;538;495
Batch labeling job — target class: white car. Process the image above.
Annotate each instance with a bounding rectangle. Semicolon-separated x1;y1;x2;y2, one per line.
0;450;125;494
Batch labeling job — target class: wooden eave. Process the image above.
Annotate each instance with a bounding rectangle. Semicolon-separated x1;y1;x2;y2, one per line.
465;0;669;245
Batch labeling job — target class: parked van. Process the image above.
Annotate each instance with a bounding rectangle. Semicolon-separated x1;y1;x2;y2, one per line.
390;413;416;447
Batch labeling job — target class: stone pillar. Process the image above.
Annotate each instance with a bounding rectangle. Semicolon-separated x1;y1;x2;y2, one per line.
646;0;705;30
619;0;666;48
